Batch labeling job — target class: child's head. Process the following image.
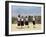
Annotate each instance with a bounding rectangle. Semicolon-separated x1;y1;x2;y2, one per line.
25;16;27;18
18;14;20;17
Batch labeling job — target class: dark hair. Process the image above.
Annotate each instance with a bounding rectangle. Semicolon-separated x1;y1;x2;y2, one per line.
18;15;20;17
25;16;27;18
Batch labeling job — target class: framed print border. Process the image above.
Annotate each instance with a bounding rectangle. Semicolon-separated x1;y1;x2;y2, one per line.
5;1;45;36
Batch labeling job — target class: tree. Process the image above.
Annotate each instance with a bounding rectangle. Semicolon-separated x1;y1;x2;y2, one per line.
28;16;33;22
12;17;17;24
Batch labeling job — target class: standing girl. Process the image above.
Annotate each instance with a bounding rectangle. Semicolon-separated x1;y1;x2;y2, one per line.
33;16;35;28
17;15;21;27
25;16;29;28
21;16;24;28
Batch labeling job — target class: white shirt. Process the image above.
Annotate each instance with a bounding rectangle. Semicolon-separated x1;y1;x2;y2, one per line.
17;17;21;21
25;18;28;21
33;17;35;21
21;18;24;21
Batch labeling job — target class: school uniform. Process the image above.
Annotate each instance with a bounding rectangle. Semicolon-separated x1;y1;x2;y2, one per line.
33;17;35;25
17;17;21;26
21;18;24;26
25;18;28;25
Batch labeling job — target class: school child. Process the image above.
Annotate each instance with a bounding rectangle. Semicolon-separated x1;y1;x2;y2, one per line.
25;16;29;28
17;15;21;26
33;16;35;28
21;16;24;28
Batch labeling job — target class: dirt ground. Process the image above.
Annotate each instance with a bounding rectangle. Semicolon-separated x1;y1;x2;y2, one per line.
11;22;41;32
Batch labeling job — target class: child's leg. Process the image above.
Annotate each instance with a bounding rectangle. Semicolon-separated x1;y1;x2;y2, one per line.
25;21;29;28
17;21;21;28
33;21;35;28
21;21;23;28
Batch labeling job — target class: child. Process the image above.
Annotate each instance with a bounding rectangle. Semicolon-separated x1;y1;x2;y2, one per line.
17;15;21;26
25;16;29;28
21;16;24;28
33;16;35;28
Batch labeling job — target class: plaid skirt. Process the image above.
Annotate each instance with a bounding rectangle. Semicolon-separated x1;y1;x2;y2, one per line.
18;21;21;26
33;21;35;25
21;21;24;26
25;21;28;25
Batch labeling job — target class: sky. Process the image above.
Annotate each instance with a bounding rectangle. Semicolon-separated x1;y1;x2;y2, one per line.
11;5;41;17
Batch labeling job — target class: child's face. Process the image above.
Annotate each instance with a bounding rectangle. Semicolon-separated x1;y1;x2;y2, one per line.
18;15;20;17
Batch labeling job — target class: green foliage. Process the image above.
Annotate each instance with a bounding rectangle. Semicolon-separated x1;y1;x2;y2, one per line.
12;17;17;24
28;16;33;22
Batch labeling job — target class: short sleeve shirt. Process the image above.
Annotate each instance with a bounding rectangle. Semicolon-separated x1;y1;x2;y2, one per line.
17;17;21;21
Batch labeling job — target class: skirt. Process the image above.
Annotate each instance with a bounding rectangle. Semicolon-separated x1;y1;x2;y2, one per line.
21;21;24;26
25;21;28;25
33;21;35;25
18;21;21;26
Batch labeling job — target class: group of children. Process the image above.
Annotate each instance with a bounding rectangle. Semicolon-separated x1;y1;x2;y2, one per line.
17;15;35;28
